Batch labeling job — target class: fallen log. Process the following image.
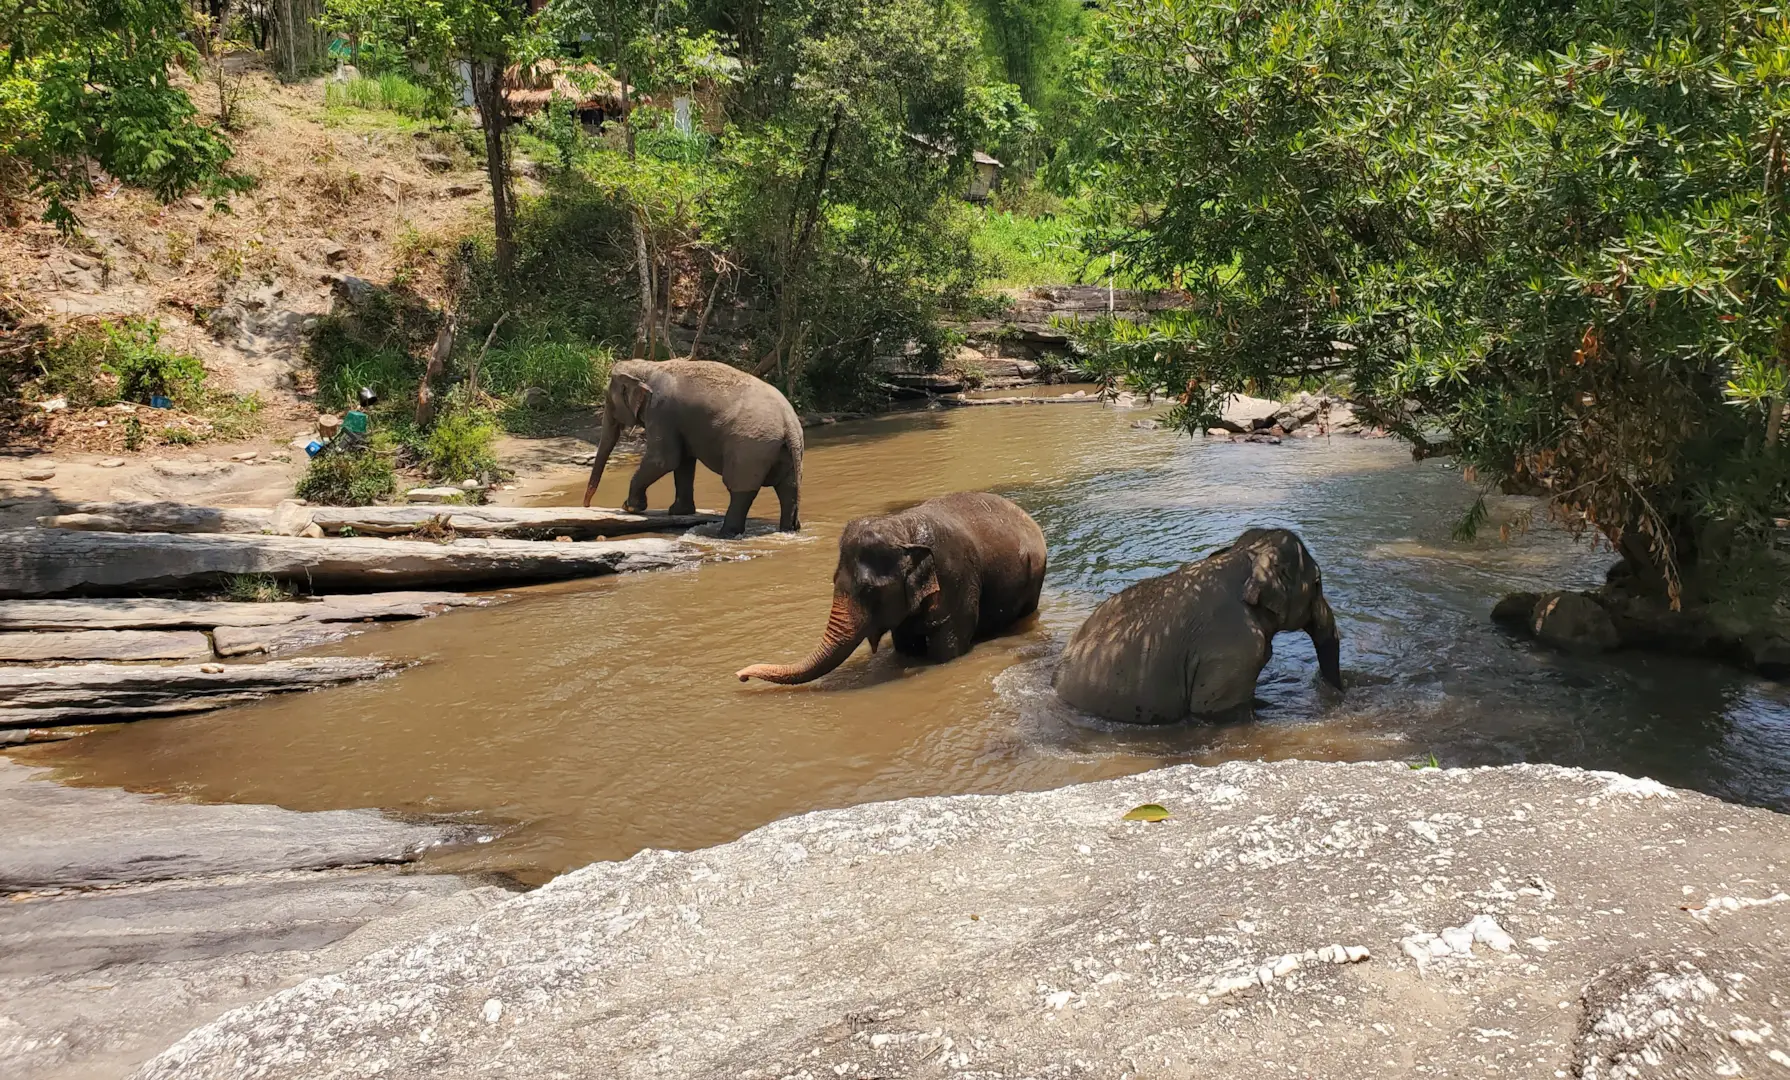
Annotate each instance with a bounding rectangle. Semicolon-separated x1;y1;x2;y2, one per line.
307;505;722;540
940;394;1104;407
0;531;696;599
0;657;407;726
34;502;722;540
0;630;213;662
0;593;482;631
36;503;274;534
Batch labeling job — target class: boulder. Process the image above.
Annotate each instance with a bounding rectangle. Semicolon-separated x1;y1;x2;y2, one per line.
1530;591;1620;654
406;486;467;504
136;761;1790;1080
1489;591;1541;629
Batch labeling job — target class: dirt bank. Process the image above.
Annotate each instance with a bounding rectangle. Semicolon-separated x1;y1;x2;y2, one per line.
133;759;1790;1079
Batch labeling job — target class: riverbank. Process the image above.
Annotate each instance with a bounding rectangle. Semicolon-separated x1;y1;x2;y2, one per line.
119;758;1790;1079
0;757;512;1080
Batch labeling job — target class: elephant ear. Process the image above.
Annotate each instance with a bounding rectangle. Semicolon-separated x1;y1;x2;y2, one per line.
902;543;941;615
609;370;652;426
1243;549;1292;624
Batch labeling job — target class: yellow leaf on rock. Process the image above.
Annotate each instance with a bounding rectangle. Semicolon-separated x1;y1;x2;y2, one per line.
1122;803;1171;822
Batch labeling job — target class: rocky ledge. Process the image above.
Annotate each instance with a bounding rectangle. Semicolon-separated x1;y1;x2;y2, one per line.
138;760;1789;1079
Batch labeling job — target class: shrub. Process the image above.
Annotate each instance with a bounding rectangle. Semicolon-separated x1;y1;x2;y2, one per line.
479;340;612;405
99;320;206;403
295;445;398;505
423;411;499;481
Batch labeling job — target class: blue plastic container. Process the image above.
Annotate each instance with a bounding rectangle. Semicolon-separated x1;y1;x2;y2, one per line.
149;395;173;409
304;440;326;458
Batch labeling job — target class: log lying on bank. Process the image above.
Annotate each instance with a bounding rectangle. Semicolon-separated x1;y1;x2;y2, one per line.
0;657;407;726
34;502;722;540
0;530;696;599
306;505;722;540
0;630;214;662
37;503;276;534
0;593;483;631
939;393;1104;407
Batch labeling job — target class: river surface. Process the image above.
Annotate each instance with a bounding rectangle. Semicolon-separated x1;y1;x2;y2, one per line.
21;401;1790;883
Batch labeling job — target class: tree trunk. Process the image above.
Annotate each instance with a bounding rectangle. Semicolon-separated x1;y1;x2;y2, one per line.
632;211;655;358
620;64;635;159
1768;396;1783;447
468;58;516;283
271;0;327;81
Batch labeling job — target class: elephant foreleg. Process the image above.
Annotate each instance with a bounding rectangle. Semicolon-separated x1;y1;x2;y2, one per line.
669;455;697;516
721;488;758;538
627;454;676;513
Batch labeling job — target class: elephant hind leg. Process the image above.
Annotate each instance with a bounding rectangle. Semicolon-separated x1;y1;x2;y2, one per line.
720;488;758;538
774;476;799;532
669;453;697;516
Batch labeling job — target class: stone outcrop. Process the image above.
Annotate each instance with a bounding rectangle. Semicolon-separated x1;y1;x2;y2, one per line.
135;760;1790;1080
1530;590;1621;654
0;759;505;1080
1494;585;1790;678
0;529;696;598
0;656;407;727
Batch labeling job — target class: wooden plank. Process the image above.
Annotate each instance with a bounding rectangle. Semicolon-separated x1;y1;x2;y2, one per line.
0;531;697;599
0;593;482;631
307;505;722;540
0;630;213;662
0;657;407;726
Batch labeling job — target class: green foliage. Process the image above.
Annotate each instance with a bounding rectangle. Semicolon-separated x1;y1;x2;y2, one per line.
323;73;435;117
422;409;498;480
970;205;1088;288
30;318;206;406
1069;0;1790;592
295;442;399;504
221;574;295;602
479;339;613;404
1;0;247;228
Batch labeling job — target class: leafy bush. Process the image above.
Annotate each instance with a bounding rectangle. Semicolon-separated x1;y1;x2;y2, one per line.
101;320;207;403
479;340;612;405
323;74;435;117
30;319;206;406
294;444;399;505
423;411;499;481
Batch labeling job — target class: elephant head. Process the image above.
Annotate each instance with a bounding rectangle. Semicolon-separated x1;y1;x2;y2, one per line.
583;361;654;507
1233;528;1343;689
736;514;941;684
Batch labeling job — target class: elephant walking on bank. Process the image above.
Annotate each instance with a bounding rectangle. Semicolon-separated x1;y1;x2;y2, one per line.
737;492;1047;685
585;359;803;538
1054;528;1343;724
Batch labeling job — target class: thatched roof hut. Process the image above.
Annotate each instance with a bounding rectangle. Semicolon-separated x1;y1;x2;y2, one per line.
501;59;639;118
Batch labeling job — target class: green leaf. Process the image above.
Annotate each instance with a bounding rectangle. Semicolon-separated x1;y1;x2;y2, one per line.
1122;803;1171;822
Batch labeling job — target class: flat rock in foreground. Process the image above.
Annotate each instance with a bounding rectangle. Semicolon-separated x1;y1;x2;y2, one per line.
140;760;1790;1079
0;593;482;631
0;529;695;598
0;656;406;727
0;758;465;891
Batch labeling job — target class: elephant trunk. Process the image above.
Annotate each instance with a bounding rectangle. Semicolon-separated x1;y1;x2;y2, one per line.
583;417;621;508
736;592;868;685
1308;593;1344;690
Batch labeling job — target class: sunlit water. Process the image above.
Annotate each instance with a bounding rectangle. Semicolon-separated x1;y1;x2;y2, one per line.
19;401;1790;883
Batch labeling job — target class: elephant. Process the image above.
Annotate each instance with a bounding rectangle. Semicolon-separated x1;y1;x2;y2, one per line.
1053;527;1342;724
736;491;1048;685
584;359;803;538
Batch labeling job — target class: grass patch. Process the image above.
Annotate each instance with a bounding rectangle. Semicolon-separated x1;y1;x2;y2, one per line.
295;443;399;505
422;410;499;481
27;318;206;407
969;208;1091;289
221;573;295;602
324;74;434;118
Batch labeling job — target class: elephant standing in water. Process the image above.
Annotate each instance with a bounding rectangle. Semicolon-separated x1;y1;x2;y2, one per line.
584;359;803;539
737;492;1047;685
1055;528;1343;723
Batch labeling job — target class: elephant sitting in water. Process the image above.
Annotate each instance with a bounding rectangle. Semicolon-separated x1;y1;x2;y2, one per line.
1054;527;1343;724
736;492;1047;685
585;359;803;539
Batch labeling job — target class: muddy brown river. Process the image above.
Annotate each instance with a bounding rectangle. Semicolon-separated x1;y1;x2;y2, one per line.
20;401;1790;884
